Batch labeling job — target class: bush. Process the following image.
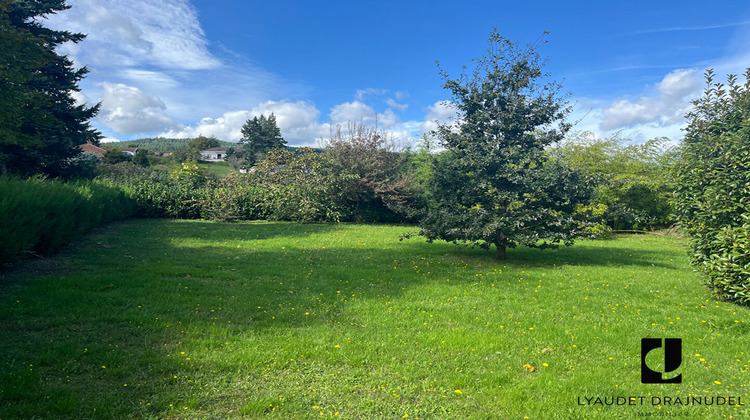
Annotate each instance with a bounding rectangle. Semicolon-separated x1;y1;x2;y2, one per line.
323;122;420;222
548;133;676;231
248;148;348;222
0;177;135;265
673;69;750;305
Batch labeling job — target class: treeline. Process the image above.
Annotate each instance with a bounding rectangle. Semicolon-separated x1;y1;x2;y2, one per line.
91;127;675;231
117;137;237;152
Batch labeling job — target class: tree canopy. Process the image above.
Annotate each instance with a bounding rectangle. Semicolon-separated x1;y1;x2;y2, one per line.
239;113;286;166
0;0;100;177
417;29;591;259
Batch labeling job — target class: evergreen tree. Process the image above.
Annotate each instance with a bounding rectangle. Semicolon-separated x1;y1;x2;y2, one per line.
239;113;286;166
0;0;100;177
418;30;591;259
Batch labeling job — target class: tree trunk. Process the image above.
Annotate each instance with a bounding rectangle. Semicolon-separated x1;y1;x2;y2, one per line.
495;243;507;260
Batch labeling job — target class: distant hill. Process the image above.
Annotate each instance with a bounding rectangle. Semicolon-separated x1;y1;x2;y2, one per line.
112;137;239;152
111;137;324;154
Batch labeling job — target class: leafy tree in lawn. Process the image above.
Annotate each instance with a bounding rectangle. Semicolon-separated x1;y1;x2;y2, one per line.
418;29;591;259
239;113;286;166
673;68;750;305
0;0;100;177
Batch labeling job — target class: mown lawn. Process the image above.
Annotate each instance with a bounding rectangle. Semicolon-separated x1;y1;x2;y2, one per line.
0;220;748;419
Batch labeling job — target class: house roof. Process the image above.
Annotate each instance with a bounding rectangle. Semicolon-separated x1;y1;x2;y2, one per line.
79;143;107;158
119;147;138;152
201;147;244;152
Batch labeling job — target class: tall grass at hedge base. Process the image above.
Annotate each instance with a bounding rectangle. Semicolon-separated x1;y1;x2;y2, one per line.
0;177;135;265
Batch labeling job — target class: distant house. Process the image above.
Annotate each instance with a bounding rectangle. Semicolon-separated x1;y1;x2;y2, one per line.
78;143;107;158
119;147;138;156
200;147;243;162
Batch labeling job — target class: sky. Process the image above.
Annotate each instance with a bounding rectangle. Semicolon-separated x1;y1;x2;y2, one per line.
45;0;750;146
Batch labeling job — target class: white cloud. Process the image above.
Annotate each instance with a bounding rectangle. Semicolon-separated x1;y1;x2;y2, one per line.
421;100;460;134
599;69;702;131
48;0;220;70
355;88;388;101
386;98;408;112
160;101;330;146
330;102;402;129
98;83;173;133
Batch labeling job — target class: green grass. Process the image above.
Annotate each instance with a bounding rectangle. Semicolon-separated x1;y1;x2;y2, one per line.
0;220;748;419
197;161;231;178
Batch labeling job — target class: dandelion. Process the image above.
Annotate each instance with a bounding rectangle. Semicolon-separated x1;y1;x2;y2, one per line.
454;389;462;394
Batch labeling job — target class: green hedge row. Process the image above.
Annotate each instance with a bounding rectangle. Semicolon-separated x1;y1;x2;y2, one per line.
0;177;135;265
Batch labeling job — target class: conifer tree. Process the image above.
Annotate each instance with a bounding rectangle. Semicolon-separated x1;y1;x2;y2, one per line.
239;113;286;166
0;0;101;177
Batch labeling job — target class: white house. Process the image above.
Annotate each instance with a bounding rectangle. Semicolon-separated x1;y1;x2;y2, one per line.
120;147;138;156
200;147;228;162
200;147;244;162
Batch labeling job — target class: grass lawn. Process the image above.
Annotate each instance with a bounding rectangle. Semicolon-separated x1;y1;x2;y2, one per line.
197;161;231;178
0;220;748;419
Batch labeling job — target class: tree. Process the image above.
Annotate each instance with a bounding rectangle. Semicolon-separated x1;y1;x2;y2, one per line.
673;69;750;305
0;0;100;177
101;148;129;165
187;135;220;160
239;113;286;166
132;148;150;167
322;122;417;222
417;29;591;259
547;132;677;230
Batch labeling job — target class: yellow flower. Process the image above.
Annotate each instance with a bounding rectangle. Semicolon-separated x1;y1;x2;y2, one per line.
454;389;462;394
714;381;722;385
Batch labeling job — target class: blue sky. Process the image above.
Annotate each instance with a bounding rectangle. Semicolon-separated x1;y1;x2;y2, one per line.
47;0;750;146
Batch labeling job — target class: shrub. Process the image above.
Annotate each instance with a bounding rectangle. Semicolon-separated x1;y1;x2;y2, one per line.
323;122;420;222
673;69;750;305
548;133;676;231
249;148;347;222
0;177;135;265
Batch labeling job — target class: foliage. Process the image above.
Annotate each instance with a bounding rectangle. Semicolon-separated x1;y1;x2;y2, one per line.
101;147;129;164
109;137;237;153
323;122;420;222
0;0;100;177
548;132;676;231
187;135;220;154
239;113;287;166
248;148;348;222
418;30;591;259
0;176;134;264
132;148;150;167
95;161;150;181
673;68;750;305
